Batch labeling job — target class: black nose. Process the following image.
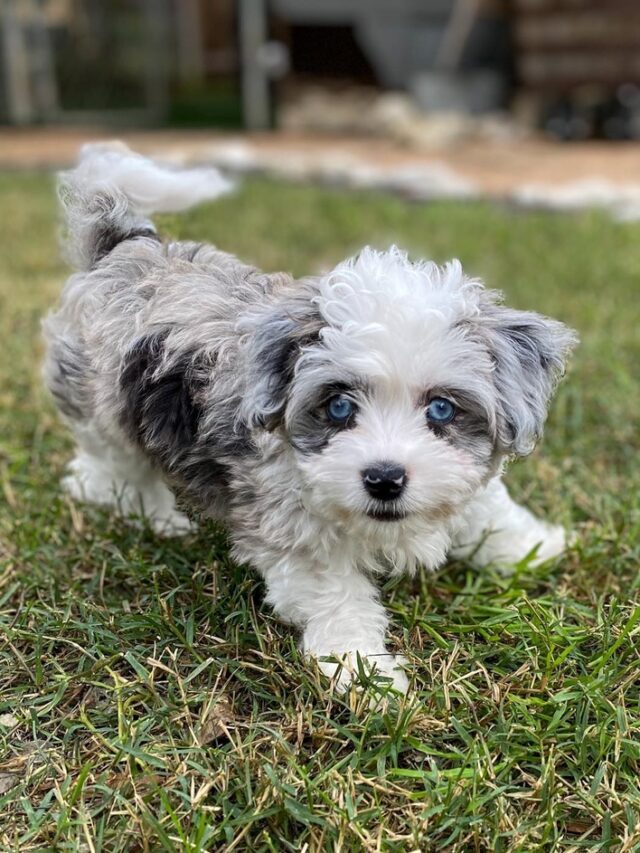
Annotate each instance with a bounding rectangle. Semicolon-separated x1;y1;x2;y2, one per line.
362;463;407;502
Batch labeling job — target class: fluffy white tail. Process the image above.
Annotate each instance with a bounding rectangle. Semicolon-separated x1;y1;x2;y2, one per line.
59;142;234;271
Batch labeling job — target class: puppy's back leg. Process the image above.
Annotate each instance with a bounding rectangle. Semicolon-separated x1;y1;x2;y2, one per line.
63;424;194;537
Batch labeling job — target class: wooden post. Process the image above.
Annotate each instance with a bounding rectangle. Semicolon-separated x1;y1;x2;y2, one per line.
238;0;270;130
1;0;34;124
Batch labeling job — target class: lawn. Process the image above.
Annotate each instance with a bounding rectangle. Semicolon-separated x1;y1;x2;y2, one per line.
1;170;639;852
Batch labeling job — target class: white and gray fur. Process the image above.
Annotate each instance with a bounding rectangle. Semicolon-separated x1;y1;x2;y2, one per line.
43;144;577;693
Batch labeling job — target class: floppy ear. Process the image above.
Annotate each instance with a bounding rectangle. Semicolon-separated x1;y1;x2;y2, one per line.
475;299;577;455
240;294;324;431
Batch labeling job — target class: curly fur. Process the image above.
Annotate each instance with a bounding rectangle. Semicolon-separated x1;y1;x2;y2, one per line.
43;144;578;692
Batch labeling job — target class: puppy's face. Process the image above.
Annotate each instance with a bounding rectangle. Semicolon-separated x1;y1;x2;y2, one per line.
288;377;491;526
244;248;576;528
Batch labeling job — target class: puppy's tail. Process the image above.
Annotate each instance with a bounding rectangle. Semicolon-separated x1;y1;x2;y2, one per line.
58;141;234;271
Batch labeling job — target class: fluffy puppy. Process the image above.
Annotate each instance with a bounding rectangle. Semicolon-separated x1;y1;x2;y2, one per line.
44;145;577;692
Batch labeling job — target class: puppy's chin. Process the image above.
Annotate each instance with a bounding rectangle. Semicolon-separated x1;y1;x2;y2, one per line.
366;506;408;522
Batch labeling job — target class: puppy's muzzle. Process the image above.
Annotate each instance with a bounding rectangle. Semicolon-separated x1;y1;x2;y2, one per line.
362;463;407;502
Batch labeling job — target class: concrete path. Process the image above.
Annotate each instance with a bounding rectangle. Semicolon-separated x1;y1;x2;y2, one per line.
2;127;640;217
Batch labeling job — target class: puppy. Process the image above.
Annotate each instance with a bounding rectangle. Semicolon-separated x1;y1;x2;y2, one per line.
44;145;577;693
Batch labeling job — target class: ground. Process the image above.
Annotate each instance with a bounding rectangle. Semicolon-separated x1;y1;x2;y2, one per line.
1;172;639;852
3;127;640;197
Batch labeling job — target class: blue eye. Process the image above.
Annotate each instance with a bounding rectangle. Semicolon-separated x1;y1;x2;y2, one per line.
327;394;355;425
426;397;456;425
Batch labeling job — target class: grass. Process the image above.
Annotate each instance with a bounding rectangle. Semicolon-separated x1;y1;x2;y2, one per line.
1;170;639;852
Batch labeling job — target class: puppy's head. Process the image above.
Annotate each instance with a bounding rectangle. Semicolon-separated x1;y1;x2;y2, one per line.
242;248;577;527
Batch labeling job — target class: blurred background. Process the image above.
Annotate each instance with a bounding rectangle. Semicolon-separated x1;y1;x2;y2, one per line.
3;0;640;137
1;10;640;846
1;0;640;208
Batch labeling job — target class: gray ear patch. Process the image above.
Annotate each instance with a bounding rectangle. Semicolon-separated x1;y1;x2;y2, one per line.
241;296;325;431
475;301;578;455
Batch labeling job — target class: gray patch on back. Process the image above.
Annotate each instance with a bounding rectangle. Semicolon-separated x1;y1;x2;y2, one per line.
43;336;94;420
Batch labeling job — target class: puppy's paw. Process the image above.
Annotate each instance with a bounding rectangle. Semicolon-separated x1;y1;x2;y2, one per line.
62;469;111;505
150;510;196;538
504;521;568;568
315;651;409;696
472;521;570;571
531;522;568;563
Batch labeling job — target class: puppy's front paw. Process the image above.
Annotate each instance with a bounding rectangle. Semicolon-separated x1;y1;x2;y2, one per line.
314;650;409;695
502;521;568;568
471;520;570;570
531;522;569;563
